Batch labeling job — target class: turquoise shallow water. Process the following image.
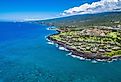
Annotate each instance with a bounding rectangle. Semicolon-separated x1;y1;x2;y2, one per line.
0;22;121;82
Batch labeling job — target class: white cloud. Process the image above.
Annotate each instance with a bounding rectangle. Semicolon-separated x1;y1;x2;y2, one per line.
62;0;121;16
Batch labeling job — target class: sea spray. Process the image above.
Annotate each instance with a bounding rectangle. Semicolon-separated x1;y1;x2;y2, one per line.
71;55;85;61
58;46;69;51
66;52;72;56
47;41;54;45
91;60;97;63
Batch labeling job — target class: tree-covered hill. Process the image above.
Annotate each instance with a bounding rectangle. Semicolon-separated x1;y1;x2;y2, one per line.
35;12;121;28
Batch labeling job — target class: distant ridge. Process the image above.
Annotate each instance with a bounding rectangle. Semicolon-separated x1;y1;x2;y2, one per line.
36;12;121;27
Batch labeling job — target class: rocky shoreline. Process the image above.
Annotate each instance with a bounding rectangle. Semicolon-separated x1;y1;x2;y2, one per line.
47;29;121;62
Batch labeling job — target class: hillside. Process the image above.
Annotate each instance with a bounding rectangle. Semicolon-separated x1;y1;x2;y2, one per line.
44;12;121;61
36;12;121;28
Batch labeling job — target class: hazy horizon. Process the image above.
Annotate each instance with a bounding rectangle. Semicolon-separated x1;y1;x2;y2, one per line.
0;0;121;21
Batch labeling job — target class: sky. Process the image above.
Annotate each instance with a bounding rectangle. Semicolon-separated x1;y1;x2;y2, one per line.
63;0;121;16
0;0;121;21
0;0;99;21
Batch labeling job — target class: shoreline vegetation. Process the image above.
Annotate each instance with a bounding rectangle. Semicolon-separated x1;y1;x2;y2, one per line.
47;26;121;62
35;12;121;62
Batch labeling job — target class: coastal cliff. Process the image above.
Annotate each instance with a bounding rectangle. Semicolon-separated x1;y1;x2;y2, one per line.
47;26;121;61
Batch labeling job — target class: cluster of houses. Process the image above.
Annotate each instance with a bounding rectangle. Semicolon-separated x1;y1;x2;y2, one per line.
56;27;121;55
80;28;108;37
67;41;121;54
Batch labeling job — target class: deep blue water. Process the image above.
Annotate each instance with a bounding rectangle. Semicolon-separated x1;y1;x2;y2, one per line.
0;22;121;82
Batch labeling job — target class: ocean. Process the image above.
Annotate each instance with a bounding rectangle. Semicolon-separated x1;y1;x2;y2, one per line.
0;22;121;82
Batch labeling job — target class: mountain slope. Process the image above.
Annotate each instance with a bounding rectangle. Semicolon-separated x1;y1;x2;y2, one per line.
36;12;121;28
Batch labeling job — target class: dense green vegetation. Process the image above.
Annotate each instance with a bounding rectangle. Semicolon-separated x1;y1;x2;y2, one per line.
105;50;121;57
35;12;121;59
36;12;121;28
50;27;121;58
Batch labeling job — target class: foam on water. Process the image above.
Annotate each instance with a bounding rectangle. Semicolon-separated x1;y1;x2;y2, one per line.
58;46;69;51
47;41;54;45
91;60;98;63
71;55;85;61
0;22;121;82
58;46;65;50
